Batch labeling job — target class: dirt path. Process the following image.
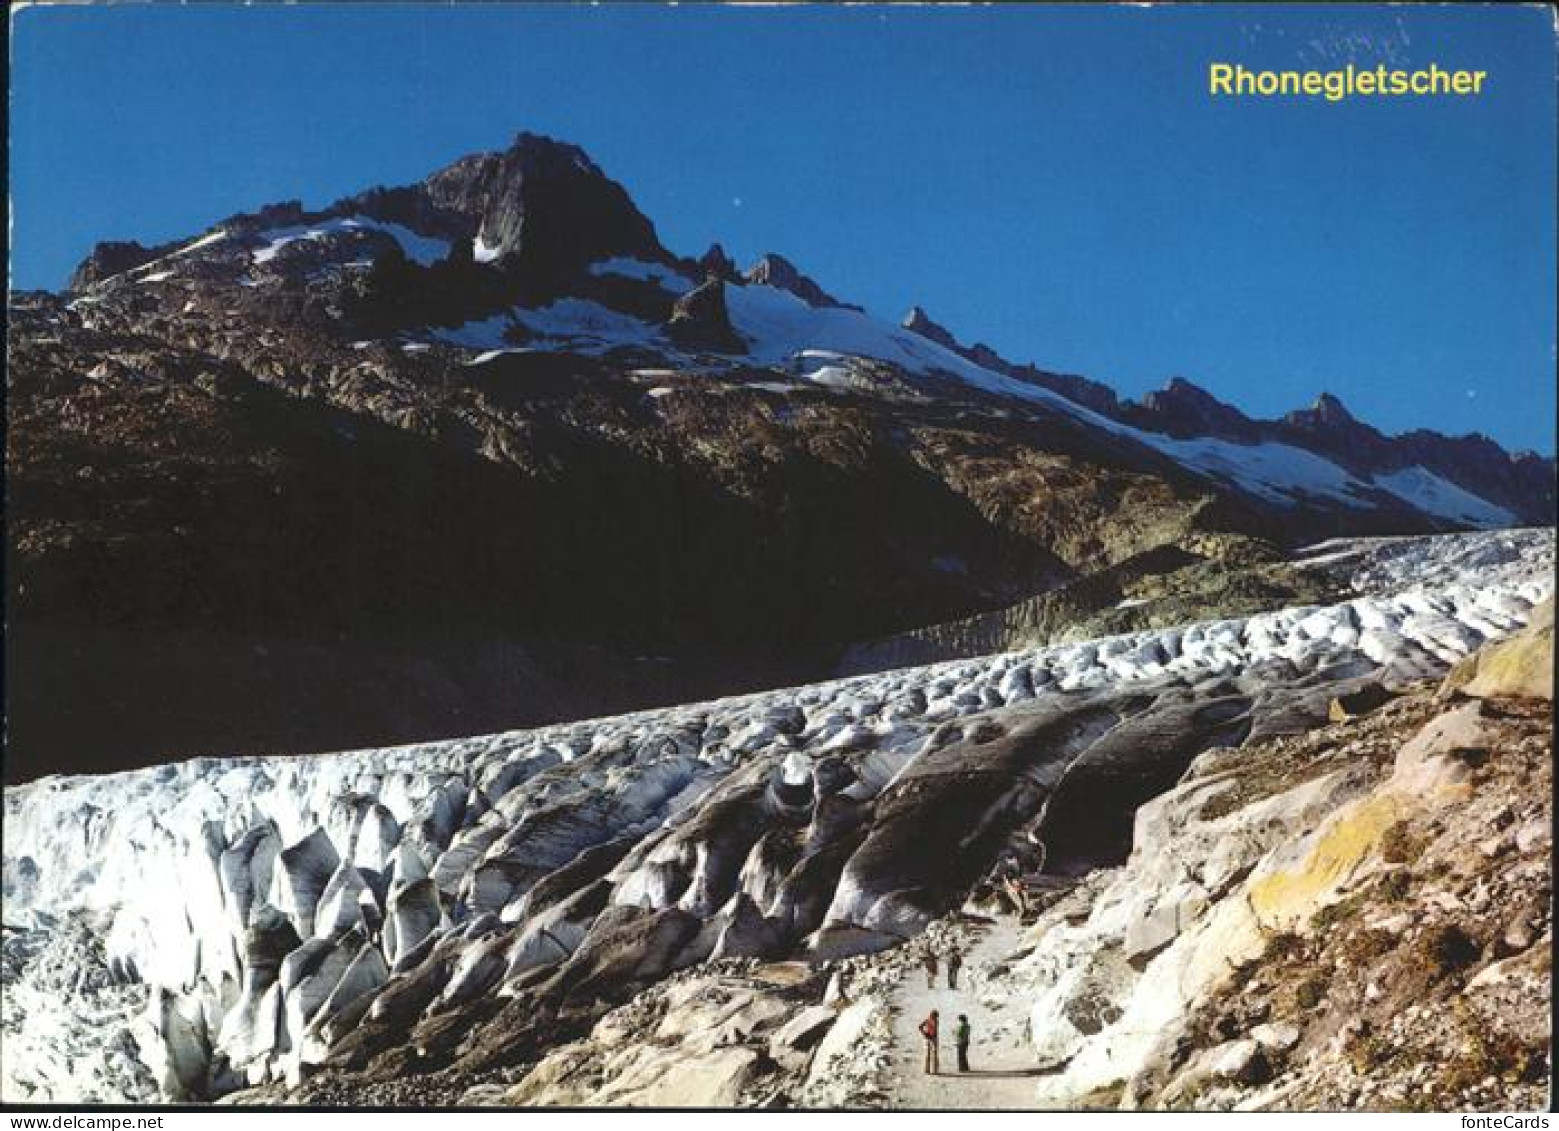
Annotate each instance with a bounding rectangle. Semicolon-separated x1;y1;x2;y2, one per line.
884;916;1053;1109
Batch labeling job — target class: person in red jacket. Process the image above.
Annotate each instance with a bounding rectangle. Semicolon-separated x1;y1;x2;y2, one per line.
919;1009;940;1074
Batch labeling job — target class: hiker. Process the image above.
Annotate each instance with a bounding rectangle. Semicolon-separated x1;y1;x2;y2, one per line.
922;951;938;989
955;1013;971;1073
919;1009;940;1074
946;947;962;990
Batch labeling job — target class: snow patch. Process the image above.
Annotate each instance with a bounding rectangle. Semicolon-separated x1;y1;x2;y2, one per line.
252;217;449;267
802;365;859;390
175;230;228;256
435;300;663;356
1156;436;1366;507
464;350;514;366
588;257;692;295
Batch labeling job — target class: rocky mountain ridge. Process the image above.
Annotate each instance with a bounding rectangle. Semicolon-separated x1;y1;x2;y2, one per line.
893;323;1552;526
60;129;1553;528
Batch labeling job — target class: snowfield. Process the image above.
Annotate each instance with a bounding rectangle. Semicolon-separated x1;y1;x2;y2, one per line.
3;528;1550;1103
1372;465;1517;527
252;217;450;267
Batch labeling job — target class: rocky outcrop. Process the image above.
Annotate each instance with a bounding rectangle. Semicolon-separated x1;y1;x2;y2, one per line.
68;239;175;291
697;243;741;283
1281;392;1383;459
902;306;961;352
744;253;859;310
839;533;1344;675
1005;654;1551;1111
418;131;668;283
666;278;746;353
1125;378;1265;443
1442;597;1553;701
900;306;1126;419
503;964;827;1106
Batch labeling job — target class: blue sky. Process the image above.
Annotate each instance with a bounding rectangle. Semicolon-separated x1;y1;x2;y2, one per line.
10;4;1556;452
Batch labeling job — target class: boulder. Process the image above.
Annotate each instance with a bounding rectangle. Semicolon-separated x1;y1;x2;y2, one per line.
1162;1038;1269;1103
1443;600;1553;701
804;999;877;1089
1206;1037;1268;1084
771;1004;836;1053
710;893;788;960
607;1046;761;1107
1249;1021;1301;1053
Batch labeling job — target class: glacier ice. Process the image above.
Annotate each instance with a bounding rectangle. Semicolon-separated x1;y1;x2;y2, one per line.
2;528;1551;1102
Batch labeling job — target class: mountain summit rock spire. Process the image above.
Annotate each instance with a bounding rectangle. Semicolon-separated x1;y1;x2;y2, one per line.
414;130;670;279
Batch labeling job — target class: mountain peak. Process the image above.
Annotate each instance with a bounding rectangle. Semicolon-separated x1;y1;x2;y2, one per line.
1162;376;1220;401
1130;377;1260;441
697;242;740;283
1285;391;1367;433
418;131;667;280
1310;391;1354;422
902;305;959;350
505;130;599;170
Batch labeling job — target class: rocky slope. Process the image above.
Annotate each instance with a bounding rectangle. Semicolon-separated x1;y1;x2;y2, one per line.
2;529;1550;1106
9;130;1553;781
